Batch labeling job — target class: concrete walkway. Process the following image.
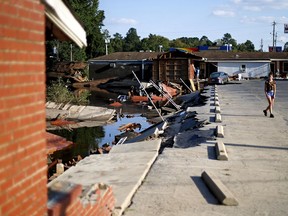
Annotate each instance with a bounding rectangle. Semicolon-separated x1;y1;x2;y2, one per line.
48;139;162;216
124;83;288;216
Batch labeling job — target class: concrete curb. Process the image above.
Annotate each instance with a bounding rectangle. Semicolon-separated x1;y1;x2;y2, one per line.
215;106;221;113
215;113;222;122
201;171;238;206
216;125;224;138
215;141;228;160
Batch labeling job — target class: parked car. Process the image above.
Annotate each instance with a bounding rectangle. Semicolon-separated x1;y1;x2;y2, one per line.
208;72;229;84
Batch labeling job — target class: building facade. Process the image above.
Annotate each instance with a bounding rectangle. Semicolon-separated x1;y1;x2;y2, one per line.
0;1;47;215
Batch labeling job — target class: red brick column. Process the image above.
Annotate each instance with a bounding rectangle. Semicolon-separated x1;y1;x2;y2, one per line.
0;1;47;215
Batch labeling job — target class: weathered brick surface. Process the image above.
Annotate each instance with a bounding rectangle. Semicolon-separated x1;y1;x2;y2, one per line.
0;1;46;215
48;182;115;216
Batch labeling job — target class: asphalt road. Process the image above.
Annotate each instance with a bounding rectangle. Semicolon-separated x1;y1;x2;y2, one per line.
228;79;288;123
124;80;288;216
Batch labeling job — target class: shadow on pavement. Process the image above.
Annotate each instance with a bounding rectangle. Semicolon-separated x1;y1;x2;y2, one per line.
190;176;219;205
221;113;265;117
207;146;217;160
225;143;288;151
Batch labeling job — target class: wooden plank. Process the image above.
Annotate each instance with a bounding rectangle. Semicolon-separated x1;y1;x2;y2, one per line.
189;79;196;92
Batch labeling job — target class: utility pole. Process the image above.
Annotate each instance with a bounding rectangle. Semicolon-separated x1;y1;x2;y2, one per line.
260;38;263;52
272;21;276;51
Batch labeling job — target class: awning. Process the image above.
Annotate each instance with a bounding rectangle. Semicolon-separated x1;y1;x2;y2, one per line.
43;0;87;48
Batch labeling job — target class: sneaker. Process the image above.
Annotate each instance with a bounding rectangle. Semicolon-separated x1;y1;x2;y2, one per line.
270;114;274;118
263;110;267;116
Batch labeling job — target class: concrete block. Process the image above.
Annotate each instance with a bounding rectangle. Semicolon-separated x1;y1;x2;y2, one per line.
214;93;218;98
201;170;238;206
215;141;228;160
215;106;221;113
216;125;224;138
215;113;222;123
214;101;220;107
214;96;219;102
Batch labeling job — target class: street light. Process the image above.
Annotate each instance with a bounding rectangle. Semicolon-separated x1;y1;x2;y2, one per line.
105;38;110;55
159;45;163;52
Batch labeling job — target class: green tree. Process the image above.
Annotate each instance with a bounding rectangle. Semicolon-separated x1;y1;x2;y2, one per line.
68;0;105;58
45;0;105;60
221;33;237;50
177;37;200;47
123;28;141;51
199;36;213;46
169;39;188;48
283;42;288;52
237;40;255;52
140;34;170;52
110;33;124;52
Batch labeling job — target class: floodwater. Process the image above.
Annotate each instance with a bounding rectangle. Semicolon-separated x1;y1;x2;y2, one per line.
49;88;153;163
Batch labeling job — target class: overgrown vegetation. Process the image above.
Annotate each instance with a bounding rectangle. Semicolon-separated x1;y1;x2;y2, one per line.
46;78;90;105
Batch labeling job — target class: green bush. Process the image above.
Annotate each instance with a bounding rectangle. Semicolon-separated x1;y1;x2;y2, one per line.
46;78;90;105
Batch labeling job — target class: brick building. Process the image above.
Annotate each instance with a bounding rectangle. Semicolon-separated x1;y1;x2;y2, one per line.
0;1;114;216
0;1;47;215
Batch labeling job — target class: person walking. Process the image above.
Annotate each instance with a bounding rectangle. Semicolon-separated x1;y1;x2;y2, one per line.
263;72;276;118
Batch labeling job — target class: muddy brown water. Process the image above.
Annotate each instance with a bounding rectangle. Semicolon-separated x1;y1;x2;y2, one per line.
49;88;153;166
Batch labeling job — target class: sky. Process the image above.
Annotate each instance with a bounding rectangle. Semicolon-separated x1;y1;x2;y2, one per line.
99;0;288;51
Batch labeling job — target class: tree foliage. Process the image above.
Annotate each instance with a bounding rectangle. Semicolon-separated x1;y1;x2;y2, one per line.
199;36;213;46
110;33;124;52
46;1;262;62
284;42;288;52
140;34;170;52
45;0;105;61
68;0;105;58
237;40;255;52
221;33;237;50
123;28;141;51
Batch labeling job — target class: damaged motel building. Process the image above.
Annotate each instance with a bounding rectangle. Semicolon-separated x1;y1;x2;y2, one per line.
89;48;288;82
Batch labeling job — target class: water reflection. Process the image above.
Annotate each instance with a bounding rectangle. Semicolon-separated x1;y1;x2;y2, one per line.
50;126;104;160
49;88;152;162
96;111;151;147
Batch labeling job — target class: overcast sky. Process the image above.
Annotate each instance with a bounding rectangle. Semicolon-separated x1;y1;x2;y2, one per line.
99;0;288;51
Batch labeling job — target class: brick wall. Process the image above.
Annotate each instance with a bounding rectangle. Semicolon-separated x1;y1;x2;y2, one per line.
0;1;47;215
47;182;115;216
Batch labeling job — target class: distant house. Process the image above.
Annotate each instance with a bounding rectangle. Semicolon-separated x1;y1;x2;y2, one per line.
89;50;288;85
88;52;161;81
196;52;288;79
152;48;203;83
